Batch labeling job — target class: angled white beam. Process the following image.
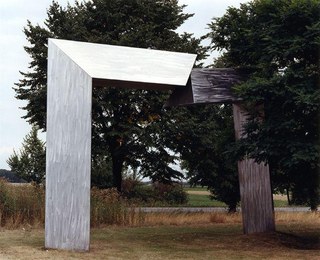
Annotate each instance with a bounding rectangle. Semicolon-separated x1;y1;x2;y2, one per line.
46;38;196;251
50;39;196;89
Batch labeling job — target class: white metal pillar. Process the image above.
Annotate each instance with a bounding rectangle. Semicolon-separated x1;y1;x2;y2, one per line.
46;40;92;251
45;38;196;251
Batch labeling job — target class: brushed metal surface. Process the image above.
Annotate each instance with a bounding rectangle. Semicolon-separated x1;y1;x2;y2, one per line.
46;40;92;251
46;38;195;251
165;68;246;107
50;39;196;88
192;68;244;104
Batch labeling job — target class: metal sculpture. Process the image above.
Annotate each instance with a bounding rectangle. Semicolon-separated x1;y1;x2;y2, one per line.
46;39;274;251
46;38;196;251
166;68;275;234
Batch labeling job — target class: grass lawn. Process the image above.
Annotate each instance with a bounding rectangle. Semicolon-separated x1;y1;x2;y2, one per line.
185;186;290;208
186;193;226;207
184;186;209;192
0;221;319;259
185;186;225;207
273;199;289;207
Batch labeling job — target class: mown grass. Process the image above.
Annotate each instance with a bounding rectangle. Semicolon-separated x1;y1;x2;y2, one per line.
0;218;319;259
273;199;289;207
185;187;290;207
186;193;226;207
184;186;208;192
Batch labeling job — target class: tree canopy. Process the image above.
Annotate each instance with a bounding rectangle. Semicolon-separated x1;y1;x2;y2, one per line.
209;0;320;209
162;104;240;212
7;126;46;184
14;0;207;191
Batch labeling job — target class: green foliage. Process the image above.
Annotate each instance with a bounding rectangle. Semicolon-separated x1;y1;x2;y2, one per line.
162;104;240;212
91;155;113;189
122;178;155;203
209;0;320;210
153;182;188;205
7;126;45;184
122;178;188;205
14;0;208;190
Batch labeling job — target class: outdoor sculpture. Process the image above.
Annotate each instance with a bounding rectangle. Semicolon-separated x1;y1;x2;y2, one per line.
46;38;196;251
46;39;274;251
166;68;275;234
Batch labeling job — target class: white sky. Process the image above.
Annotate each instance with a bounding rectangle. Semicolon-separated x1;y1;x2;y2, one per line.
0;0;248;169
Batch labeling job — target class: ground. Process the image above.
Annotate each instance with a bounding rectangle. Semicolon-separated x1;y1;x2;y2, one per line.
0;218;319;259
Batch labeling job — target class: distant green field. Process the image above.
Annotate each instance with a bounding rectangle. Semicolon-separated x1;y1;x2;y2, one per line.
184;186;208;192
187;193;226;207
273;200;289;207
185;186;226;207
184;186;289;208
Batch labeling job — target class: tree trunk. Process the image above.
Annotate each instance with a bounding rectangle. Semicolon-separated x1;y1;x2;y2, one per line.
309;170;319;211
228;202;237;213
233;104;275;234
286;188;291;205
112;154;124;192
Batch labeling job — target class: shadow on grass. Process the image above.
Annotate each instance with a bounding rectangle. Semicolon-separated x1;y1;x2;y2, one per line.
1;224;319;259
276;231;320;250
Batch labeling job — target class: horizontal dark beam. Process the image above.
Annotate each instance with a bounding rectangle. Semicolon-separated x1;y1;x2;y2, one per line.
165;68;248;107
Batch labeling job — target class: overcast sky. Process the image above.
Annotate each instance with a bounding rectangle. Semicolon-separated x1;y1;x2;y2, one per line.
0;0;248;170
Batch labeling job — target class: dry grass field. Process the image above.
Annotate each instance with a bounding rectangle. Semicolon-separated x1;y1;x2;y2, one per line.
1;181;318;259
0;212;319;260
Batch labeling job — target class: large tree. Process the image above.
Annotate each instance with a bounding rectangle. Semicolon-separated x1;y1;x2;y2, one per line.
209;0;320;209
163;104;240;212
14;0;207;191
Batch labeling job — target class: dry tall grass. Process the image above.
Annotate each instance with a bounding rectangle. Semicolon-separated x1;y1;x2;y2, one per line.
144;211;320;226
0;179;44;228
1;178;319;229
144;212;242;226
0;179;144;229
275;211;320;225
91;187;145;227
